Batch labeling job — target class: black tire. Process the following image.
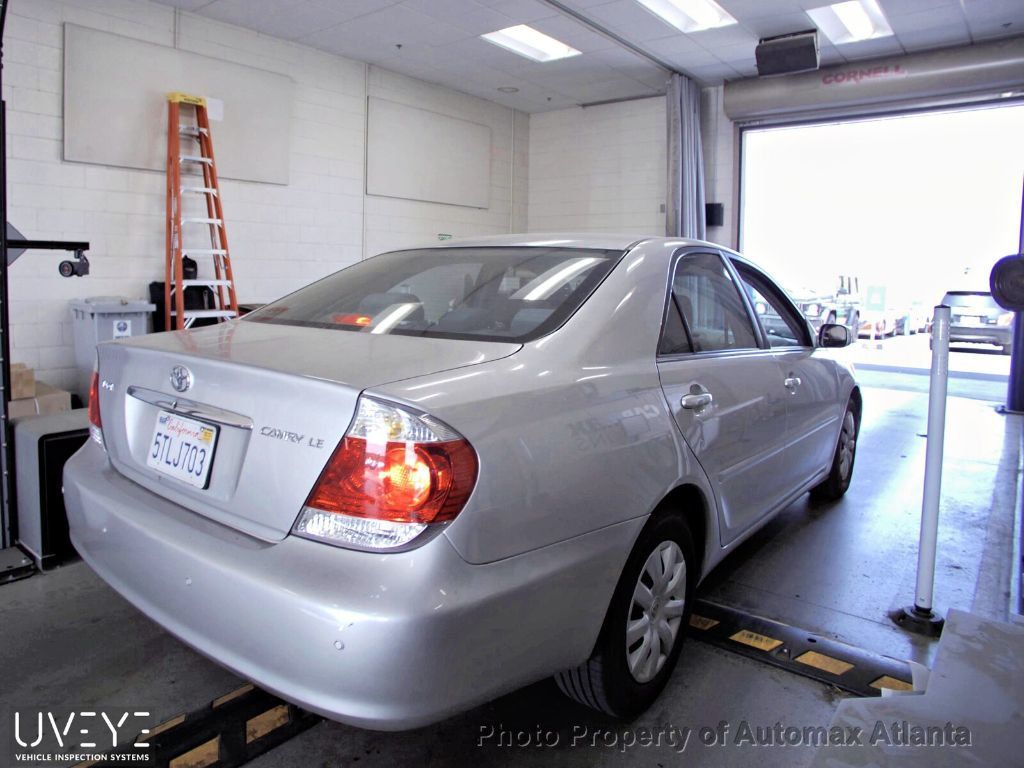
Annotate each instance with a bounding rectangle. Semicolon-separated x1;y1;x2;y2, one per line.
810;399;859;502
555;514;696;718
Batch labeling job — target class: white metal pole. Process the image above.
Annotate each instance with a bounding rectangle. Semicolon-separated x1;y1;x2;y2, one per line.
914;304;950;614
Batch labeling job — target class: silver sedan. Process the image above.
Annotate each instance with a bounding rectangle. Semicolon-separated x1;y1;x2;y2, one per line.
64;234;860;730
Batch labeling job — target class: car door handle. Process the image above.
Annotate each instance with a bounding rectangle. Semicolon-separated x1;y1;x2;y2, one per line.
784;376;802;390
681;392;713;410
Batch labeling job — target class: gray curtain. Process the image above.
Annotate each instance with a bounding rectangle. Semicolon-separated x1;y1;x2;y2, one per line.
666;73;706;240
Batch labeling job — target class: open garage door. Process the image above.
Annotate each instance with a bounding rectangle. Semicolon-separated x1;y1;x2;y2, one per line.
738;103;1024;380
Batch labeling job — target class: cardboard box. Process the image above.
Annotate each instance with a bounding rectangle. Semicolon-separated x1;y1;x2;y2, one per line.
8;397;37;419
11;363;35;400
34;382;72;416
8;382;72;419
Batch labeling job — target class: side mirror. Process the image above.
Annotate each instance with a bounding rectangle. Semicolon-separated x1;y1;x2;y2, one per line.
819;323;851;348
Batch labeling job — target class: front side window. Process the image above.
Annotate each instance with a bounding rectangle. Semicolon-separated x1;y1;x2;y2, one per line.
665;252;758;353
735;264;811;348
246;247;622;343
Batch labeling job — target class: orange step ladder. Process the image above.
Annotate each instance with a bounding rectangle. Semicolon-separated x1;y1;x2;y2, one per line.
165;92;239;331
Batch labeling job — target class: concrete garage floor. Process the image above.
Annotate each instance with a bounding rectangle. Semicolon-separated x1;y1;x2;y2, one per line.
0;376;1018;768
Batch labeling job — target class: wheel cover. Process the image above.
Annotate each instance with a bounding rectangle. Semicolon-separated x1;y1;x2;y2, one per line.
838;410;856;480
626;540;686;684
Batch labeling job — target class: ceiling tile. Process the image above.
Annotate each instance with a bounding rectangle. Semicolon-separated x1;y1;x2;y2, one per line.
881;0;959;14
887;4;969;35
743;11;819;40
475;0;562;23
529;14;621;51
584;0;680;41
688;24;759;48
896;26;970;50
961;0;1024;39
299;4;470;54
718;0;806;19
399;0;515;35
643;33;707;57
157;0;218;10
833;35;906;58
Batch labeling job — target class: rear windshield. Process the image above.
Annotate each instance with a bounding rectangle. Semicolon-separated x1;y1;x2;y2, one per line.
246;246;623;343
942;292;998;309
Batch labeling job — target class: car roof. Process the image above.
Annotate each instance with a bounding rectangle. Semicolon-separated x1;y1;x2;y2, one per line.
396;233;720;252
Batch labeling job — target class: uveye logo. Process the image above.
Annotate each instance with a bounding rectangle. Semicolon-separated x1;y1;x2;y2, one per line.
11;710;153;763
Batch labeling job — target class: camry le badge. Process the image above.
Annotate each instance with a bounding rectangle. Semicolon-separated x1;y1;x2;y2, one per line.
170;365;193;393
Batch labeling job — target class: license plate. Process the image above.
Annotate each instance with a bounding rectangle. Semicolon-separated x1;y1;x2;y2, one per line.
957;314;985;325
146;411;218;488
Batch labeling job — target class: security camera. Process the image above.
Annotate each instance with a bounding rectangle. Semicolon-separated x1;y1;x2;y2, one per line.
58;250;90;277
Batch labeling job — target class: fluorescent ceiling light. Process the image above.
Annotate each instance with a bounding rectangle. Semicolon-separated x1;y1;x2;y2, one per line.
481;25;581;62
807;0;893;44
634;0;737;33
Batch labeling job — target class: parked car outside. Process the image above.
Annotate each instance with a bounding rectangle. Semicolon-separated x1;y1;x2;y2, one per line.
937;290;1014;354
894;301;932;336
64;235;860;730
775;275;861;334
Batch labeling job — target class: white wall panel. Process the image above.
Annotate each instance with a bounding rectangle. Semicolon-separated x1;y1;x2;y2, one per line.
366;97;491;209
64;23;294;184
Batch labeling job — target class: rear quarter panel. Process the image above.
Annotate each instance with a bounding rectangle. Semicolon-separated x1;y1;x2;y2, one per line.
372;240;718;566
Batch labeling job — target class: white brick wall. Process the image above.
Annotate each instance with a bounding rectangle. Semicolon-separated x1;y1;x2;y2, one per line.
527;97;666;235
700;85;738;250
4;0;527;396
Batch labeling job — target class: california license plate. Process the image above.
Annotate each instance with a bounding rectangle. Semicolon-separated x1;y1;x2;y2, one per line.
146;411;218;488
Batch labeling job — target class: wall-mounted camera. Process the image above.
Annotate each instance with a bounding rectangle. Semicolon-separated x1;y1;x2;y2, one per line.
58;250;90;277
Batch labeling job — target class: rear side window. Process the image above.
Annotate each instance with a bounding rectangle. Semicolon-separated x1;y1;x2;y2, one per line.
246;247;622;343
942;292;998;309
666;252;758;353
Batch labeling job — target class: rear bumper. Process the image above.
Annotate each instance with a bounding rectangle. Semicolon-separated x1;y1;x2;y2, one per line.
64;442;639;730
949;325;1011;346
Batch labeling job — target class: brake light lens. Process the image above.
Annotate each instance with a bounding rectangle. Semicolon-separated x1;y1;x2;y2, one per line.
332;313;372;327
87;371;104;446
292;397;478;550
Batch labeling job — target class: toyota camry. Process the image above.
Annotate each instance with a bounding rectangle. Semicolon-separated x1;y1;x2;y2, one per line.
64;234;860;730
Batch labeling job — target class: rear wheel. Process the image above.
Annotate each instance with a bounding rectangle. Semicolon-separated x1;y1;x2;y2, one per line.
555;514;695;718
810;400;858;502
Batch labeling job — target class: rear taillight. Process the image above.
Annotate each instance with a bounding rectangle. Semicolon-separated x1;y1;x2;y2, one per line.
292;397;478;550
87;371;104;447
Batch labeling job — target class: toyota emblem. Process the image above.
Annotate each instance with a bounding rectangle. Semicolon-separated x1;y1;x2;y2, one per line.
170;365;193;393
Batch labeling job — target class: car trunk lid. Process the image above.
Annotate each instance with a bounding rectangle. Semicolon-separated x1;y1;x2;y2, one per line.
95;321;518;541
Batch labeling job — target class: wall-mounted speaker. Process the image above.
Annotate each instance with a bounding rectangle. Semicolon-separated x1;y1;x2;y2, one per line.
755;30;820;77
705;203;725;228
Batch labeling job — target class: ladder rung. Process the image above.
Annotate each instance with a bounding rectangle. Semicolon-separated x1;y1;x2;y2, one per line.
181;249;227;256
171;309;238;319
181;186;218;196
180;155;213;164
181;280;233;287
182;217;222;226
